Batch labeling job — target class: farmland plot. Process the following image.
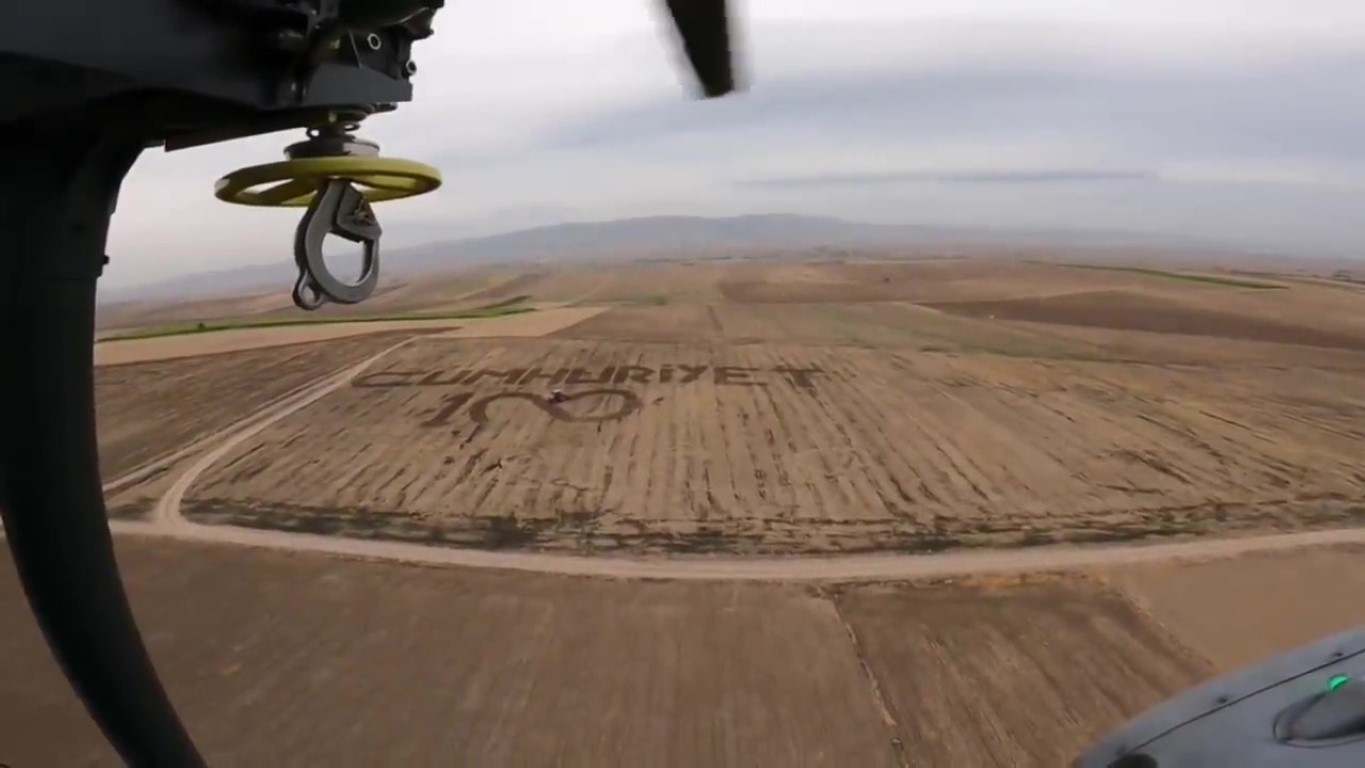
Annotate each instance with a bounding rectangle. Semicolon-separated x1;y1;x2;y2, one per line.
0;538;896;767
835;576;1211;766
561;302;1103;358
94;332;411;481
929;290;1365;353
8;537;1360;766
1108;544;1365;670
185;334;1365;554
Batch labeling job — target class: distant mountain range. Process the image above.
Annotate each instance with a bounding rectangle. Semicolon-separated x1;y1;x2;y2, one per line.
97;213;1257;305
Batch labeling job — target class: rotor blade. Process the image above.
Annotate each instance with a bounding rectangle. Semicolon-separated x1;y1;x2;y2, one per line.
662;0;738;98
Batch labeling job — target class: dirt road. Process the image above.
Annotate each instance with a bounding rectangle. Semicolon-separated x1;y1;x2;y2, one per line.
99;332;1365;580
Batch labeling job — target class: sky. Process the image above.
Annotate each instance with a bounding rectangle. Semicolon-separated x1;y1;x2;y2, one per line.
106;0;1365;289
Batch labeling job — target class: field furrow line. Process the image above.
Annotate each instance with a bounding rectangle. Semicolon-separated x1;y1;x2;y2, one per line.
652;364;679;524
792;348;869;523
797;348;921;523
756;359;820;521
641;349;674;524
719;357;763;523
740;347;792;516
894;374;1002;513
858;355;962;520
840;348;981;522
690;350;731;523
1019;368;1213;506
608;347;650;522
624;344;659;523
882;354;992;512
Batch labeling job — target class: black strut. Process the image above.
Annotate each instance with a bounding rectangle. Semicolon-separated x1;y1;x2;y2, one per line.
0;118;205;766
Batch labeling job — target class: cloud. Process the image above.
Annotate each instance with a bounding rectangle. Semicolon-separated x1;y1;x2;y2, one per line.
104;2;1365;291
530;46;1365;167
739;169;1154;188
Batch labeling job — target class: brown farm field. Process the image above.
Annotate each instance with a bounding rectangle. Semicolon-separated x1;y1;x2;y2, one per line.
94;332;414;482
5;539;1365;766
832;576;1212;766
99;256;1365;555
184;334;1365;553
23;259;1365;765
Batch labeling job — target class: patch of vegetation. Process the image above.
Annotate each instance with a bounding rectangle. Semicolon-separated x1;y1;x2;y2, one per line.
480;515;543;549
98;296;534;343
1058;263;1287;290
107;500;154;521
896;533;968;554
475;294;533;310
615;294;671;306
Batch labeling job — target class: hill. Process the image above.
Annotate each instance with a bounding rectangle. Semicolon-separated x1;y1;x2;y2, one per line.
98;213;1248;307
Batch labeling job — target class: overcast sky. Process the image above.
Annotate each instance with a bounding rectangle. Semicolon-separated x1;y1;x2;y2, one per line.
105;0;1365;289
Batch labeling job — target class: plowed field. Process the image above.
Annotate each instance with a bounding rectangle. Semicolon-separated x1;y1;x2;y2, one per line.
184;330;1365;554
42;256;1365;767
834;575;1211;765
0;538;897;767
94;332;412;481
89;257;1365;554
13;540;1358;766
930;289;1365;353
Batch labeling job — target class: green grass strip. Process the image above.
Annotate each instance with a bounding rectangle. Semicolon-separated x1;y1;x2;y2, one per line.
99;300;534;343
1058;264;1286;289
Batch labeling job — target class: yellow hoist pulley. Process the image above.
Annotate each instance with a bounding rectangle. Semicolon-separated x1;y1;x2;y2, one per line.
213;117;442;310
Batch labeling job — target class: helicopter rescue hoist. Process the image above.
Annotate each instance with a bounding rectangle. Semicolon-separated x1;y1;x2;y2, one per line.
5;2;1365;767
216;113;443;309
0;1;734;764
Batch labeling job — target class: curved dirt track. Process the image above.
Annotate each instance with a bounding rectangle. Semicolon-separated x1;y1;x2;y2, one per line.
111;336;1365;582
